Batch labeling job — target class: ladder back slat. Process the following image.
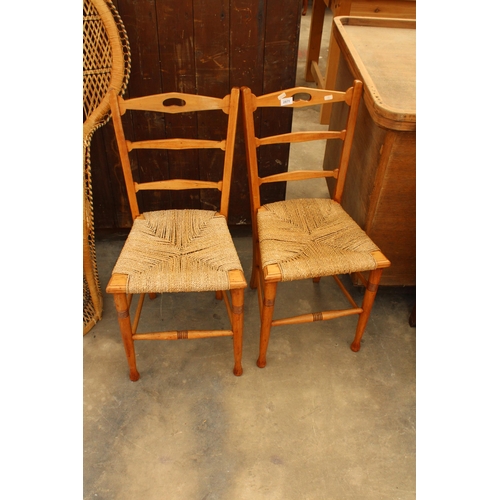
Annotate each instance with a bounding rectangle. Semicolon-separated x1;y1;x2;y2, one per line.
257;130;344;147
135;180;222;192
128;138;226;151
259;170;335;185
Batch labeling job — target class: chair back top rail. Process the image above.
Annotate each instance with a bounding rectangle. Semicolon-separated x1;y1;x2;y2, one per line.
248;86;355;110
118;92;230;115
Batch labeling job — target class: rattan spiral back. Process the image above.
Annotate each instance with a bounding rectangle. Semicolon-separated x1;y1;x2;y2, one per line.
83;0;131;335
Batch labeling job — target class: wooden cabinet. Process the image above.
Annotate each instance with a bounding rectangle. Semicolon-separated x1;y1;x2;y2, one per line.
324;17;416;286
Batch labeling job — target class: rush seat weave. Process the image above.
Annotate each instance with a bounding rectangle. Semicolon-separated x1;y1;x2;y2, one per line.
113;210;244;294
258;198;379;281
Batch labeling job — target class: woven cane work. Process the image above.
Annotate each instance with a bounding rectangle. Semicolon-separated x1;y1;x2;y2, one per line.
83;0;131;334
257;198;380;281
83;0;131;129
83;130;102;334
112;210;244;294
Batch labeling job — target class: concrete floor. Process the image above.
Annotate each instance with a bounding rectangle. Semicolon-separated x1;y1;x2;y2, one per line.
84;9;416;499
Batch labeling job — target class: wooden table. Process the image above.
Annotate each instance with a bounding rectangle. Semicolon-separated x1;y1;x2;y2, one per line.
323;16;416;286
305;0;416;124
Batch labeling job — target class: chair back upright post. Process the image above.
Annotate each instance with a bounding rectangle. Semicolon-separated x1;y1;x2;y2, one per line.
241;88;262;240
109;89;140;219
332;80;363;204
109;87;240;221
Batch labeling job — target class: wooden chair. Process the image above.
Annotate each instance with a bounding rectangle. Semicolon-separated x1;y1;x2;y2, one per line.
241;82;390;368
107;87;246;380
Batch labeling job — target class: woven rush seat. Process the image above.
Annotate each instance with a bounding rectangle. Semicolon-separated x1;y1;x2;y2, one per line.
258;198;379;282
112;210;243;294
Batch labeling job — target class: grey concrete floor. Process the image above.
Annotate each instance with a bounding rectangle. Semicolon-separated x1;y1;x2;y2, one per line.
84;8;416;499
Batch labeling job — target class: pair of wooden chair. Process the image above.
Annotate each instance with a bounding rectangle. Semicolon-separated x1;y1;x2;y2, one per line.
107;82;390;381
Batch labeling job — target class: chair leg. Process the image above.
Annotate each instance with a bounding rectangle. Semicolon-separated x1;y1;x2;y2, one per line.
113;293;140;381
350;268;383;352
250;236;260;289
230;288;245;376
215;291;223;300
257;281;278;368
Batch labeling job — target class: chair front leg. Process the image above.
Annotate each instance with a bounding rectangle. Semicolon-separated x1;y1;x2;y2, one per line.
351;268;383;352
113;293;140;381
257;281;278;368
230;288;245;376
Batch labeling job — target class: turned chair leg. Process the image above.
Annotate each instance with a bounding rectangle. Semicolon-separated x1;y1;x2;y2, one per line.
249;236;260;289
230;288;245;376
113;293;140;381
351;268;383;352
257;281;278;368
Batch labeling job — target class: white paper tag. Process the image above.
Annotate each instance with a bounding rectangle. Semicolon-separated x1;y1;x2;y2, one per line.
324;94;333;101
280;97;293;106
278;92;287;100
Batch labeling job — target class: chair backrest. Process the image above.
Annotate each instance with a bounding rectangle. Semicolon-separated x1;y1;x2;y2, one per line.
241;82;363;213
109;88;240;221
83;0;131;139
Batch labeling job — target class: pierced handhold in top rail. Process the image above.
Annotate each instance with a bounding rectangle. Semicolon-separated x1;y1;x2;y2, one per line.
162;97;187;108
292;92;312;102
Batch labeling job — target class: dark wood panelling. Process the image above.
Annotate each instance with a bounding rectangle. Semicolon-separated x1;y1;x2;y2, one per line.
90;0;302;228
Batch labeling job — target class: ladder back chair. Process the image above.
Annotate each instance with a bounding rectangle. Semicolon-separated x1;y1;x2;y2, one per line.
83;0;131;334
241;82;390;368
107;88;246;381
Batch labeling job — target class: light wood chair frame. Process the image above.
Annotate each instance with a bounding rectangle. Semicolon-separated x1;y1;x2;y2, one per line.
241;82;390;368
107;87;246;380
